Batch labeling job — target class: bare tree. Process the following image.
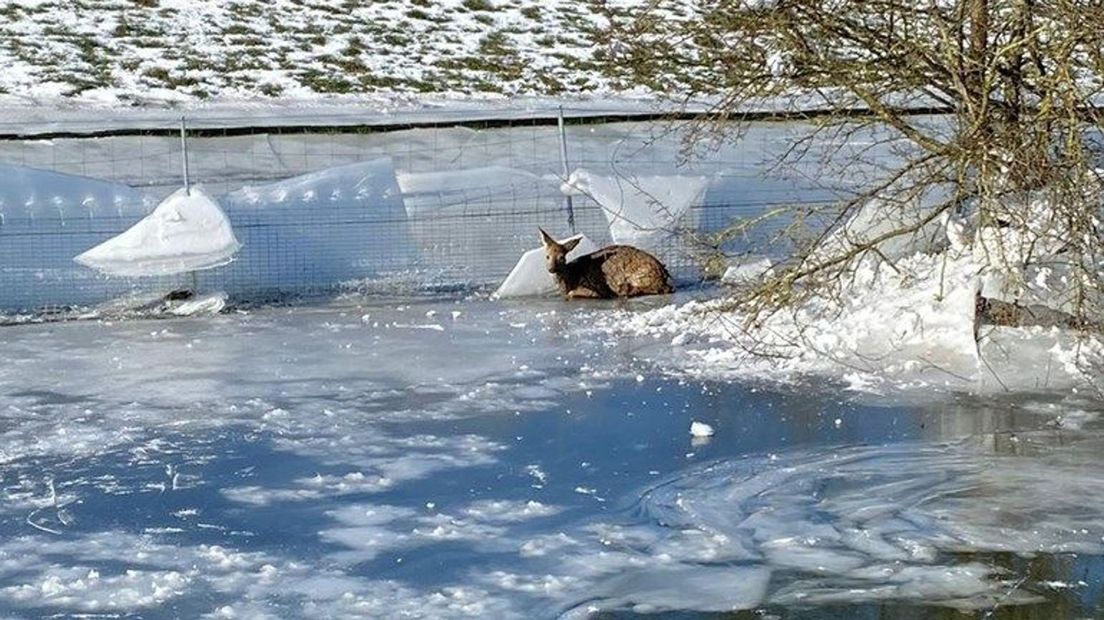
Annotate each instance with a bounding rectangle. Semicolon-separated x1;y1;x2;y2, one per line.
599;0;1104;330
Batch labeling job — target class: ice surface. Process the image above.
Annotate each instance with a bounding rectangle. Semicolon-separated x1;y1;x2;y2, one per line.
74;186;240;277
637;436;1104;609
561;168;707;254
494;234;599;298
0;300;1098;617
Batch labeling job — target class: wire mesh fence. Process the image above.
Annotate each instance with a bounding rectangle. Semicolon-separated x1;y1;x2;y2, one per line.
0;108;856;317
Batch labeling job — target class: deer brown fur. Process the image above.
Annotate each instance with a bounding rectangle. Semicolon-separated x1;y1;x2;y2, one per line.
539;228;674;299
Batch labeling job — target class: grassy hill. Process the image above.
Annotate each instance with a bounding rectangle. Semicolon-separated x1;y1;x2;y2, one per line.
0;0;645;106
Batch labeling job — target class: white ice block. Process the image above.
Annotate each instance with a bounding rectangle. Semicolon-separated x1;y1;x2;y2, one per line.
74;186;240;277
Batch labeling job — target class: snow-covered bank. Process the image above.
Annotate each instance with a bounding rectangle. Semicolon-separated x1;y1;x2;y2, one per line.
595;249;1104;396
0;0;626;106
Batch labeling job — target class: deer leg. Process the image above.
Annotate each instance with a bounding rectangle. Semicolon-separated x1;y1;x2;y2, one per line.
567;287;601;299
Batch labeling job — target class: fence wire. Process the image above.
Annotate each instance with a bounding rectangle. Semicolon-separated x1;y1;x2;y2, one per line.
0;110;858;316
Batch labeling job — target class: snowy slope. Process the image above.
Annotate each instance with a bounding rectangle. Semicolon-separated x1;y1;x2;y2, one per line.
0;0;650;107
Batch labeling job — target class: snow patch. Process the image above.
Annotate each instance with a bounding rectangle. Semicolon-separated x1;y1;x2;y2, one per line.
75;186;239;277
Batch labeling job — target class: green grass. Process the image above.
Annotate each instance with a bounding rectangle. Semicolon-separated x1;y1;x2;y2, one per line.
0;0;635;101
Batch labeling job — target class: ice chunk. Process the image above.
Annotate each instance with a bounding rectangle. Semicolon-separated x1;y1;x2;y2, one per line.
812;196;947;264
494;234;598;299
0;164;161;312
169;292;228;316
721;257;773;285
689;421;715;437
74;186;240;277
397;166;572;284
561;168;706;254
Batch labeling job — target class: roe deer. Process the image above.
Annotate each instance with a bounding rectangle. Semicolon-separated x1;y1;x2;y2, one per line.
538;228;674;299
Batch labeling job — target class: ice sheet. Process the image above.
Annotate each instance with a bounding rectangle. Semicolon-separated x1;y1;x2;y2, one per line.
561;168;706;254
398;166;553;216
214;158;414;293
636;436;1104;609
0;300;1099;617
0;164;166;310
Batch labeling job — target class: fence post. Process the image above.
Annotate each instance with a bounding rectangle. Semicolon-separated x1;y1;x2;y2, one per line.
180;115;191;196
557;105;576;234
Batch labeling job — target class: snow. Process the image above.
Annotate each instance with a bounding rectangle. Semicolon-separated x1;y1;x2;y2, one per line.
494;234;598;298
0;0;653;107
561;168;707;255
812;194;947;264
461;500;563;523
596;247;1103;394
689;421;715;437
74;186;240;277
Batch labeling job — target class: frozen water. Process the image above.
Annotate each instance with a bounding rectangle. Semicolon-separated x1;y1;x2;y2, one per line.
0;297;1099;618
74;186;240;277
0;159;414;313
398;166;556;217
0;118;853;313
0;163;154;220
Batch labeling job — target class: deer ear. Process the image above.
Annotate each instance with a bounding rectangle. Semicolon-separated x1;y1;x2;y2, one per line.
538;228;556;247
561;236;581;254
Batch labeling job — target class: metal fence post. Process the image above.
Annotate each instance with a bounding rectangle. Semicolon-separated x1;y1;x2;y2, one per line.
180;114;198;292
180;115;191;196
557;105;576;234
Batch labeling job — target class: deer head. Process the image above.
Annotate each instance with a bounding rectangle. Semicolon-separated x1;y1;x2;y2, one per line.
539;228;581;273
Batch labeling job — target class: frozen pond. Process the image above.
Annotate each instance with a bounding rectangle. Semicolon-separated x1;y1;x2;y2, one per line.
0;296;1101;618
